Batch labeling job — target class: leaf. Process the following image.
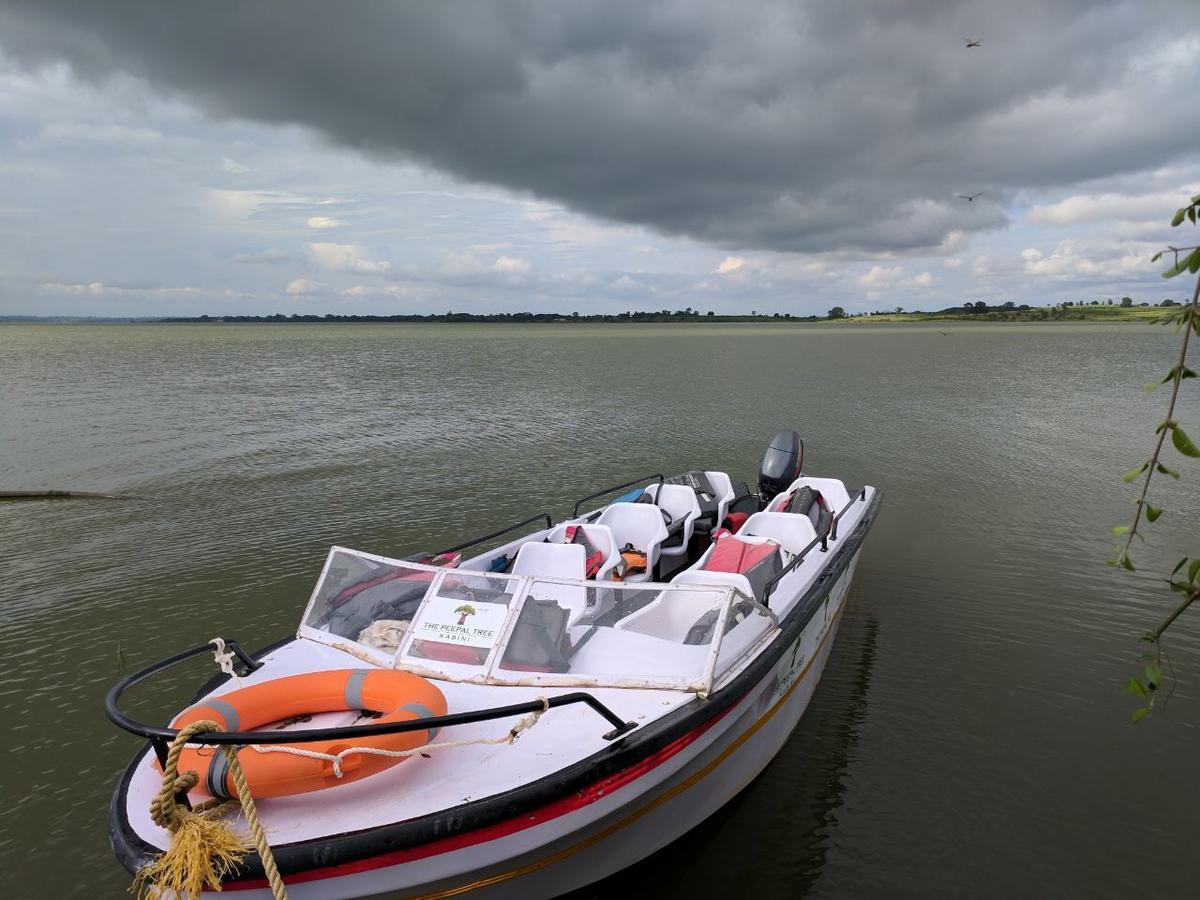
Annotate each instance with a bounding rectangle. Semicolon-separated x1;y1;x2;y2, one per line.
1121;555;1136;572
1112;525;1130;537
1172;557;1190;576
1156;462;1180;479
1189;559;1200;584
1171;425;1200;457
1191;207;1198;225
1169;579;1192;594
1132;706;1149;723
1190;248;1200;274
1172;207;1187;227
1122;462;1147;482
1145;505;1162;522
1145;664;1163;690
1182;367;1197;380
1162;258;1186;278
1151;250;1164;263
1123;677;1148;698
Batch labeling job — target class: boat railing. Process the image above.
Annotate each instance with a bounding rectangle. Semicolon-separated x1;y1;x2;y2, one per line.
437;511;554;555
571;473;664;519
106;639;639;791
762;489;868;606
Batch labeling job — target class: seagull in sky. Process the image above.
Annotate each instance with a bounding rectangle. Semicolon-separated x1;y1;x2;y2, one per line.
964;38;982;48
956;191;985;202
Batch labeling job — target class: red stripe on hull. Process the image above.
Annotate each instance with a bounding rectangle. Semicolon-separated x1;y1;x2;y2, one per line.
225;698;738;890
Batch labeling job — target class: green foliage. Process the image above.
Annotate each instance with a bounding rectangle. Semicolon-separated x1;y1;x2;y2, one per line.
1171;423;1200;457
1115;192;1200;723
826;306;847;319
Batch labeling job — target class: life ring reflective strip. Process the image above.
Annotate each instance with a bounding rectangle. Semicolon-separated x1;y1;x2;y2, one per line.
170;668;447;800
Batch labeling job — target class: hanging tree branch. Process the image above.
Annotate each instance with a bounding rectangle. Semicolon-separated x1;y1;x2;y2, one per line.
1113;193;1200;722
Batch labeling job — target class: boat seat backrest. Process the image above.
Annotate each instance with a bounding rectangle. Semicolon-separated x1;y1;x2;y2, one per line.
596;503;669;552
546;523;620;579
770;476;853;514
704;470;736;527
644;483;701;555
739;512;817;556
646;483;701;526
510;542;588;624
672;567;755;603
613;582;728;643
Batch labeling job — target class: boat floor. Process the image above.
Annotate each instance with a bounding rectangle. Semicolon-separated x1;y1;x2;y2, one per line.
125;640;694;849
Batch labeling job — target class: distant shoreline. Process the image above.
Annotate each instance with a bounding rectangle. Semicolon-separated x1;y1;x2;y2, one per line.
0;305;1176;326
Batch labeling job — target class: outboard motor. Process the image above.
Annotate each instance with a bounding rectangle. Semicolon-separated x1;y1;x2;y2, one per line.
758;430;804;502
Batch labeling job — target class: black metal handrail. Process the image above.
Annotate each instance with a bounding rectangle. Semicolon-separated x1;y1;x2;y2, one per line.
106;641;637;758
571;473;664;519
828;486;868;542
437;512;553;555
762;490;867;605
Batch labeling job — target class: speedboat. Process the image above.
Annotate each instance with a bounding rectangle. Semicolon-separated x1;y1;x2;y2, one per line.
107;431;882;898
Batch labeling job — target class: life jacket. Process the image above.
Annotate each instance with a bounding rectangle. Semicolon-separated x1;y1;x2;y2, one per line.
723;511;750;534
562;524;606;579
612;542;648;581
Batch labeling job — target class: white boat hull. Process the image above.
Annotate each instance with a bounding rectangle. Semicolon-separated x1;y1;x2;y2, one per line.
219;555;859;900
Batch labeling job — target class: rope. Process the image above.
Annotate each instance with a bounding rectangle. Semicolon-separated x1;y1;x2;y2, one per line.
135;720;287;900
210;638;242;688
248;695;552;779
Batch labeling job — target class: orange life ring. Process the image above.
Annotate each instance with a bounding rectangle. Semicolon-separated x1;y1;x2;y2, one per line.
170;668;447;799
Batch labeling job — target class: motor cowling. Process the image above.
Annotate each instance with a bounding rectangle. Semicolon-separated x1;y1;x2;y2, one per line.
758;430;803;502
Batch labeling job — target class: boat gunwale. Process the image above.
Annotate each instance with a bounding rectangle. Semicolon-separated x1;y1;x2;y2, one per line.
109;487;882;885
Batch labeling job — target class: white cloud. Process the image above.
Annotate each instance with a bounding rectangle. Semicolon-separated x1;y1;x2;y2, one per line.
1021;239;1155;280
307;216;343;229
610;274;642;291
1026;190;1196;227
285;277;325;295
858;265;904;289
943;257;966;268
493;255;532;275
221;156;249;175
36;280;203;298
342;284;420;299
308;242;391;275
858;265;935;298
716;256;746;275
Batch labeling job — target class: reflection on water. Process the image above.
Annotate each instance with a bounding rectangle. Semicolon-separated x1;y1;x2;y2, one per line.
1;322;1198;898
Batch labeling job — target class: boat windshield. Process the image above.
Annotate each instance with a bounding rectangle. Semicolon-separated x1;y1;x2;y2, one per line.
299;546;776;692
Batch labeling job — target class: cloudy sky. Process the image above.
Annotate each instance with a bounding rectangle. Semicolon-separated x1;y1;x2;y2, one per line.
1;0;1198;317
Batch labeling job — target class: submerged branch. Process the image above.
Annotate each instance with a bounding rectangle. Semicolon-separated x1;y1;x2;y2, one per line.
0;490;135;501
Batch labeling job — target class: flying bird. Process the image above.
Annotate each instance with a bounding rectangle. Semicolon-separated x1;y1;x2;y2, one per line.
956;191;985;202
964;38;982;48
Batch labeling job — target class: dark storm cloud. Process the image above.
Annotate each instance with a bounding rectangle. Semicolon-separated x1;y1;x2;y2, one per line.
0;0;1196;253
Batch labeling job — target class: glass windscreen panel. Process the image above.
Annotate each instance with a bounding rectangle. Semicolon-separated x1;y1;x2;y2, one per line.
494;580;733;690
399;570;524;671
302;549;438;655
712;593;775;683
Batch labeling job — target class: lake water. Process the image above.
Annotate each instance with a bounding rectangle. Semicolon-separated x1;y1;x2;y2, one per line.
1;322;1197;898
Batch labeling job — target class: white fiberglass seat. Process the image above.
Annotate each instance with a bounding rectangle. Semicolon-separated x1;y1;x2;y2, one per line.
703;470;736;527
738;512;817;556
768;476;852;514
613;582;729;643
595;503;670;583
509;542;588;625
644;483;701;566
545;523;621;581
